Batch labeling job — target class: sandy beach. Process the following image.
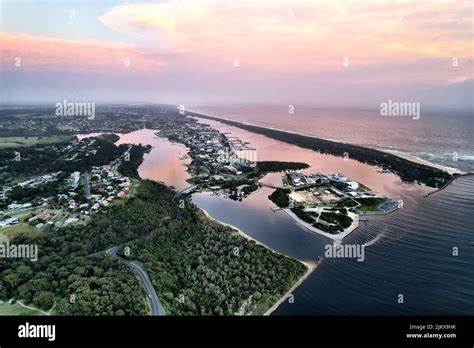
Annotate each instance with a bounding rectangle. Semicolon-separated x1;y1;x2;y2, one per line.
191;112;465;177
199;207;314;267
380;149;463;175
263;257;321;316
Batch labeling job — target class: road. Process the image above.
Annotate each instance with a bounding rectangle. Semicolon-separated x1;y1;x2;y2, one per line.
105;246;166;316
171;185;197;219
105;246;122;257
172;184;198;200
126;260;166;316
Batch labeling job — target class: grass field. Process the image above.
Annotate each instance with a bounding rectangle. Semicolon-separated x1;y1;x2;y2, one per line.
356;197;385;211
0;135;73;149
0;223;40;241
0;301;42;315
56;124;78;131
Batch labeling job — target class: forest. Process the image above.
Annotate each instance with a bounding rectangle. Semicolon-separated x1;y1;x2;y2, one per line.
268;188;291;208
0;145;306;315
0;136;133;184
255;161;309;175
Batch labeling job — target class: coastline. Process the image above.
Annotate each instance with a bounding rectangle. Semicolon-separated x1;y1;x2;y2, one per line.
423;172;474;198
199;207;314;269
379;149;463;175
189;111;463;176
263;257;321;316
182;111;470;315
281;208;359;242
198;207;318;315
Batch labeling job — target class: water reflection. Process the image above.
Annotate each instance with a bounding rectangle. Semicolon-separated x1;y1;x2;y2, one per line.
193;117;431;200
117;129;192;190
112;126;430;263
192;188;328;262
79;125;472;315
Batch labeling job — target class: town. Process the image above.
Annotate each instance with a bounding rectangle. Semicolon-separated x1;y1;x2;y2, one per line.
0;135;133;235
155;118;262;200
1;107;398;243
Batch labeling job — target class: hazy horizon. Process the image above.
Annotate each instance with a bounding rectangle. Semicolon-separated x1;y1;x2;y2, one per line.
1;0;472;110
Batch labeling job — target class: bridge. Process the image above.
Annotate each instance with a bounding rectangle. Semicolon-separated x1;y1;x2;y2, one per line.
172;185;198;200
259;182;283;189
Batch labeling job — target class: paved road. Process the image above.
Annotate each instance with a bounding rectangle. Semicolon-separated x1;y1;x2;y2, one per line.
105;246;122;257
126;260;166;316
105;246;166;316
172;184;198;200
171;185;197;219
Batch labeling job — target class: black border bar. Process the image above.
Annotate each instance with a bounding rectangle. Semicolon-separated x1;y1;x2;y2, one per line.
0;316;472;346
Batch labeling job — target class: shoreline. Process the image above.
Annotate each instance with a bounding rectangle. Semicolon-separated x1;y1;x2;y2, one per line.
198;207;318;315
281;208;359;242
263;257;322;316
423;172;474;198
379;149;463;175
198;207;315;269
189;111;464;176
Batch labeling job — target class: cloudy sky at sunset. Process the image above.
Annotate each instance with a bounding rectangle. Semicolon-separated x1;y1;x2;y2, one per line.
0;0;472;109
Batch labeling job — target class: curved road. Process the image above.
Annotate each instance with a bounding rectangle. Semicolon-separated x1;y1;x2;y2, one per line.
105;246;166;316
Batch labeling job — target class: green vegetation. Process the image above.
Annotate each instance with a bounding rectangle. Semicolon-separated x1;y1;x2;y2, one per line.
228;182;259;200
117;145;151;178
7;182;63;203
312;221;340;234
0;145;306;315
96;133;120;143
0;180;305;315
0;136;73;149
356;197;385;211
193;113;453;187
316;211;353;233
0;223;39;241
268;188;291;208
337;198;358;208
0;177;173;315
290;206;316;224
0;137;131;185
256;161;309;174
0;301;42;315
131;206;305;315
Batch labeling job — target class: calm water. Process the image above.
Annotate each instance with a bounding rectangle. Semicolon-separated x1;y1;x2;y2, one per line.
79;130;191;190
191;105;474;173
193;117;430;200
192;188;328;262
275;175;474;315
116;129;192;190
118;126;473;315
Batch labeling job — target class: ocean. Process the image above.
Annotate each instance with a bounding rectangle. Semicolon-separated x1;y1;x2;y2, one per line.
190;105;474;173
273;175;474;315
117;120;474;316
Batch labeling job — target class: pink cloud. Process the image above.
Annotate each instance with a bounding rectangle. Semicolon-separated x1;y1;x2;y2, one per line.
97;0;472;83
0;32;166;75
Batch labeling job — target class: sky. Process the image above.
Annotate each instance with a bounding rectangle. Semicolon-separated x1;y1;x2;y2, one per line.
0;0;472;109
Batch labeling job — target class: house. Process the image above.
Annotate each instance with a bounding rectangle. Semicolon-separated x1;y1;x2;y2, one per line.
0;217;19;228
223;165;237;173
288;172;305;186
346;181;359;190
41;212;52;221
64;217;79;226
